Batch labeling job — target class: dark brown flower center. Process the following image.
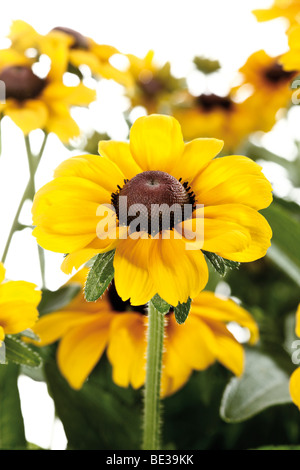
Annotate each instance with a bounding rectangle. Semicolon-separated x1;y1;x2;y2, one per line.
52;26;89;50
108;280;147;315
0;66;47;101
264;62;295;84
111;170;196;235
196;93;233;112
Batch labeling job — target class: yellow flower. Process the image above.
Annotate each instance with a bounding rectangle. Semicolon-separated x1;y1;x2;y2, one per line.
8;20;131;86
172;91;256;152
289;304;300;408
125;50;186;114
0;48;96;141
0;262;41;345
31;268;259;396
32;114;273;307
280;24;300;71
235;50;297;132
253;0;300;29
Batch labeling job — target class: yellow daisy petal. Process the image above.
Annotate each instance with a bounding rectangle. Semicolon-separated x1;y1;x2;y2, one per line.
4;99;48;135
98;141;142;180
129;114;184;173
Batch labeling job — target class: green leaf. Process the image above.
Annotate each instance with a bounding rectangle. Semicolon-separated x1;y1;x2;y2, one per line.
5;336;42;368
38;284;81;315
203;251;240;276
174;298;192;324
84;250;115;302
193;56;221;74
0;363;27;449
263;202;300;286
220;347;293;423
44;357;142;450
151;294;170;314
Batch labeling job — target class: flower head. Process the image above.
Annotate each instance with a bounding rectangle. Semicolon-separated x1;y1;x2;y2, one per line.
0;262;41;344
8;20;131;85
32;114;273;307
31;268;258;396
125;50;186;114
0;48;96;141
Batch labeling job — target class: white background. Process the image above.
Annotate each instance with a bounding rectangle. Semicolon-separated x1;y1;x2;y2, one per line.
0;0;298;449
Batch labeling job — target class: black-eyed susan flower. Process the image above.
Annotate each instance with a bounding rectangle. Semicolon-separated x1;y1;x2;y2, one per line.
30;268;259;396
32;114;273;307
172;91;256;152
0;48;96;141
253;0;300;29
0;262;41;346
235;50;297;132
125;50;186;114
289;304;300;408
8;20;131;86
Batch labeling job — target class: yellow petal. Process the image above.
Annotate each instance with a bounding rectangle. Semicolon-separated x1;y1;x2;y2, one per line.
202;204;272;262
206;320;244;376
171;138;224;183
98;140;142;180
54;154;126;194
57;314;112;389
192;155;273;211
129;114;184;173
290;367;300;409
107;313;146;389
0;280;41;334
4;99;48;135
113;236;156;306
167;313;218;370
149;234;209;306
192;291;259;345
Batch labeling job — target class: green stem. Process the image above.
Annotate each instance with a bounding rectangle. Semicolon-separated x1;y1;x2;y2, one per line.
1;133;48;284
142;300;165;450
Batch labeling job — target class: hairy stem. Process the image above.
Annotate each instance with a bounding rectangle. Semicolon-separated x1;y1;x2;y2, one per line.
142;299;165;450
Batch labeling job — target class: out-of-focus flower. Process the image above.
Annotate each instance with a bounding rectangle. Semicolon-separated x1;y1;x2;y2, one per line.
280;24;300;71
289;304;300;408
125;50;186;114
30;269;258;396
32;114;273;307
0;48;96;141
253;0;300;29
8;20;131;86
172;91;256;152
235;50;297;132
0;262;41;346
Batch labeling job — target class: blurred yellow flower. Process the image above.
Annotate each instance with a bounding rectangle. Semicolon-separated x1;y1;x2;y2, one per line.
0;262;41;345
0;48;96;141
32;114;273;307
253;0;300;28
172;91;256;152
8;20;131;86
235;50;297;132
125;50;186;114
31;269;258;396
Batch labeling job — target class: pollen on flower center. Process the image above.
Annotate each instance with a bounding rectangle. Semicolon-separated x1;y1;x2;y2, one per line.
0;66;47;101
111;170;196;234
52;26;89;50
